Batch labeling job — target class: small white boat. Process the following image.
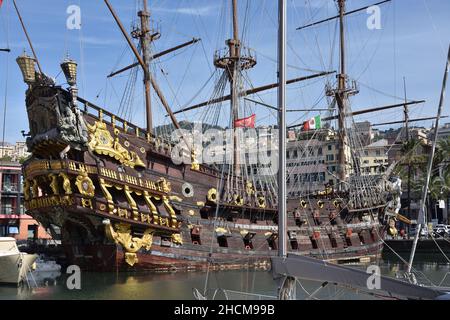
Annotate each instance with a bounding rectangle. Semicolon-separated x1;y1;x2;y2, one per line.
0;237;37;285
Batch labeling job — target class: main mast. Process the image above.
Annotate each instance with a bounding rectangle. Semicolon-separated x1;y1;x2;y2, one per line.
231;0;241;176
214;0;256;176
327;0;358;188
136;0;156;134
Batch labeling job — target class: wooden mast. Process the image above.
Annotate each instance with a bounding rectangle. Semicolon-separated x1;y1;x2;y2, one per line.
104;0;182;132
231;0;241;176
213;0;256;176
138;0;153;134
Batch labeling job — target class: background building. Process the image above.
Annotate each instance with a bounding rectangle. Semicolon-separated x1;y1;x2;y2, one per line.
359;139;389;175
0;161;51;242
0;141;31;162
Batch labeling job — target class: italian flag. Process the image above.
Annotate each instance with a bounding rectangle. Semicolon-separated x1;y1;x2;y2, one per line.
303;115;321;131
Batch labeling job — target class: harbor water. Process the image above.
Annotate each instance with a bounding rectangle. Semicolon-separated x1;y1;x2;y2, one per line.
1;258;449;300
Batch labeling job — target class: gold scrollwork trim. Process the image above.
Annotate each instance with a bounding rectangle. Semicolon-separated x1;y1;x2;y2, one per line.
104;222;153;267
75;170;95;198
87;120;145;169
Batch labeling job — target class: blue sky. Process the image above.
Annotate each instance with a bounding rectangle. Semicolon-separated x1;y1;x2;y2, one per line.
0;0;449;143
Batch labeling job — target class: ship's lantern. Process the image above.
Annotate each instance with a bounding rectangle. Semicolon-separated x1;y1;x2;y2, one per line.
16;53;36;84
61;58;78;86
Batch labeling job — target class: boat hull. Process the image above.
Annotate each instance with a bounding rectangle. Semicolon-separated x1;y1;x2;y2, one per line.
0;253;37;285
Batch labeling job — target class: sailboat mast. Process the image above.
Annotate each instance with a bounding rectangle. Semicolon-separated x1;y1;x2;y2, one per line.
407;45;450;277
139;0;153;134
278;0;287;258
336;0;348;185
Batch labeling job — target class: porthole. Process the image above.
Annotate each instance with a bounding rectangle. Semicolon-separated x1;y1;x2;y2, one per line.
182;182;194;198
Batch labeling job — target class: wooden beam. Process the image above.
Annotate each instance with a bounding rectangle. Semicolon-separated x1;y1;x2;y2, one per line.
107;38;200;78
288;100;426;128
372;116;449;127
297;0;391;30
171;71;335;116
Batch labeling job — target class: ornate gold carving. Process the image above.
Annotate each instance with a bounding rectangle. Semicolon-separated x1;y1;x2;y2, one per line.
162;195;178;228
140;213;151;223
246;182;255;195
59;172;72;195
257;196;266;209
207;188;217;203
118;208;130;219
157;178;171;193
234;194;244;206
99;178;114;213
191;150;200;171
31;179;39;198
87;121;145;169
23;179;31;201
169;195;183;202
124;185;139;221
171;233;183;245
300;199;307;208
143;191;159;224
105;222;153;267
81;198;93;209
75;170;95;197
25;195;74;210
49;174;60;195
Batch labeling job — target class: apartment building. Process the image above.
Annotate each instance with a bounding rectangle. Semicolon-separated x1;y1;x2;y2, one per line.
0;161;51;241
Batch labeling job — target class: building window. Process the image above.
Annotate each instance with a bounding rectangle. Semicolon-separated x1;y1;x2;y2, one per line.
293;150;298;158
328;145;332;151
28;225;38;240
376;150;381;156
326;154;334;161
317;147;323;156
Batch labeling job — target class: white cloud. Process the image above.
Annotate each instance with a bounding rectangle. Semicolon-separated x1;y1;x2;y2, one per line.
153;5;217;17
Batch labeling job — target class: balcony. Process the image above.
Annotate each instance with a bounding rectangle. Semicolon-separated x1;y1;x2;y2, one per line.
1;183;19;193
0;206;25;215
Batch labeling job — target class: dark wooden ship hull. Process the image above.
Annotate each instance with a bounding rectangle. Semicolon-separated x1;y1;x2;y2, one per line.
22;85;386;271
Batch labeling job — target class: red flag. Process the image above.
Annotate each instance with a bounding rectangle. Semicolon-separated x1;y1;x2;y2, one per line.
0;0;3;7
303;120;310;131
234;114;256;128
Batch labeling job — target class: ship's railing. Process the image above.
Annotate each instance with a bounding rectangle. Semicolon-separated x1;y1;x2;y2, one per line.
77;96;151;140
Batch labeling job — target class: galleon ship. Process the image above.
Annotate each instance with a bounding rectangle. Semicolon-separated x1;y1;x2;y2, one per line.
15;0;398;271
